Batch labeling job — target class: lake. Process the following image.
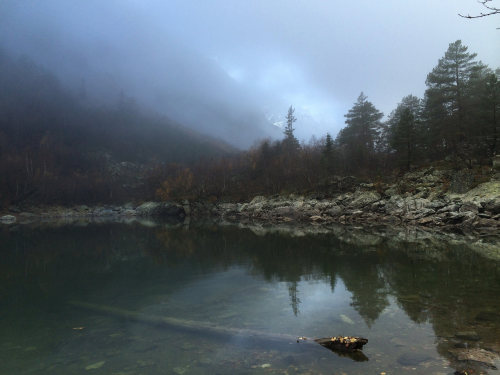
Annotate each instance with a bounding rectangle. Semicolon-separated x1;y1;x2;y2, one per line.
1;220;499;374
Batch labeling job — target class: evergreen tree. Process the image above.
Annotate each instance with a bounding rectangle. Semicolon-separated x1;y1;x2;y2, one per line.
336;93;383;170
321;133;335;173
424;40;484;161
473;69;500;159
387;95;423;170
283;105;300;152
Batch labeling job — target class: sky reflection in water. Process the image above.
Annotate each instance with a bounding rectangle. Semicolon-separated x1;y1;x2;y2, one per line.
0;222;499;374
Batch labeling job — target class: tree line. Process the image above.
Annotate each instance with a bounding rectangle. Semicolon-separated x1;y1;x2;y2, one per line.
154;40;499;201
0;40;497;206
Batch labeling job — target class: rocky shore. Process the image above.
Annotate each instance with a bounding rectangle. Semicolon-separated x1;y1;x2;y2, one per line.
0;201;188;225
2;167;500;232
199;167;500;233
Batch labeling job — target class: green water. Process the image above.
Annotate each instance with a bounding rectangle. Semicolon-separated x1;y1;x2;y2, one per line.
1;221;499;375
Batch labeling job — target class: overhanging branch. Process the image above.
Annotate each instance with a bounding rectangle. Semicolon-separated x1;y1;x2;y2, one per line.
459;0;500;18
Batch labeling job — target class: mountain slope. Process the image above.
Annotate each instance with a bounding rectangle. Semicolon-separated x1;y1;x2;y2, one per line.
0;51;235;205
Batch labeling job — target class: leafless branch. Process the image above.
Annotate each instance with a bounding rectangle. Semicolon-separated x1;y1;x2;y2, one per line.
459;0;500;18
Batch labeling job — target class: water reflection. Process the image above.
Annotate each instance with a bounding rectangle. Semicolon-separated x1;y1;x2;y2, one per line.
1;222;499;374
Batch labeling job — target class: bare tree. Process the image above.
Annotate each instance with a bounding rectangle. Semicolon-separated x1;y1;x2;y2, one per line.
459;0;500;18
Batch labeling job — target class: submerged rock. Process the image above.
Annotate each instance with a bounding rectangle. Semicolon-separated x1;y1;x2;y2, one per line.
85;360;105;370
397;352;433;366
449;348;499;368
340;314;355;325
454;331;481;341
475;311;500;323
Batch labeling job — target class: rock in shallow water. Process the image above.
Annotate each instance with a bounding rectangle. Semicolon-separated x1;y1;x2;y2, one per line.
340;314;355;325
449;348;499;368
397;352;433;366
85;360;105;370
475;311;500;322
455;331;481;341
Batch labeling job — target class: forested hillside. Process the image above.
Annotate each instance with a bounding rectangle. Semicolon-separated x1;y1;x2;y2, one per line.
154;41;499;202
1;41;498;207
0;51;233;206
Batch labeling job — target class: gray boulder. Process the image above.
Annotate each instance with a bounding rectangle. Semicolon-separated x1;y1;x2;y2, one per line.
459;201;480;213
326;205;343;217
483;198;500;214
136;202;185;218
349;190;381;209
274;206;296;217
438;204;460;214
0;215;16;224
136;202;161;215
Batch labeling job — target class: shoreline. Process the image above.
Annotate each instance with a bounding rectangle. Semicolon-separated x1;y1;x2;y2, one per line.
1;208;500;263
2;169;499;233
198;177;500;234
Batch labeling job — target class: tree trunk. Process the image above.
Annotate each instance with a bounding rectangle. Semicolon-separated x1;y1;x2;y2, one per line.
69;300;368;359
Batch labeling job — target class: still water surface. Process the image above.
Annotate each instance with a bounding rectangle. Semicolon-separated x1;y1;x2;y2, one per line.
1;221;499;374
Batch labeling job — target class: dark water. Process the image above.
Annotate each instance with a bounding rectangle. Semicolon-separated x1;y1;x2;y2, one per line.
1;221;500;375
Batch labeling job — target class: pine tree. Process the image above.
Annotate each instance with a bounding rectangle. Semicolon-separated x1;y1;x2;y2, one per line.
424;40;484;161
482;70;500;157
283;105;300;152
336;93;383;170
321;133;335;173
387;95;423;170
470;68;500;159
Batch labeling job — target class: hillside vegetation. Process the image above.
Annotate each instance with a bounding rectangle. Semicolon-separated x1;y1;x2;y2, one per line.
153;40;499;202
0;51;233;206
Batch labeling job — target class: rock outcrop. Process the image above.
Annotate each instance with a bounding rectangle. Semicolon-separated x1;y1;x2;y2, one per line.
199;168;500;232
136;202;185;218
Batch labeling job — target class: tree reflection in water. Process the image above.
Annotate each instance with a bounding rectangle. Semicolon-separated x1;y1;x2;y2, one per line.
1;222;499;373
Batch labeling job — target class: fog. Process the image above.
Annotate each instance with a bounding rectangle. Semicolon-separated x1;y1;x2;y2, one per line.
1;0;499;147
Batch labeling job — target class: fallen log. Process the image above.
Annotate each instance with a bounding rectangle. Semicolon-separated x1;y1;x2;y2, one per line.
69;300;368;359
314;336;369;352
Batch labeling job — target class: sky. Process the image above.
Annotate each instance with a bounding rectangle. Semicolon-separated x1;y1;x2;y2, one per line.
1;0;499;147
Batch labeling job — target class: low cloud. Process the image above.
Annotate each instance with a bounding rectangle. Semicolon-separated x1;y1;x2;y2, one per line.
1;0;498;147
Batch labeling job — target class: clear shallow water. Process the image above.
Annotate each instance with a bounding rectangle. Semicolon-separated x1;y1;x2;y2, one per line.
1;222;500;375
